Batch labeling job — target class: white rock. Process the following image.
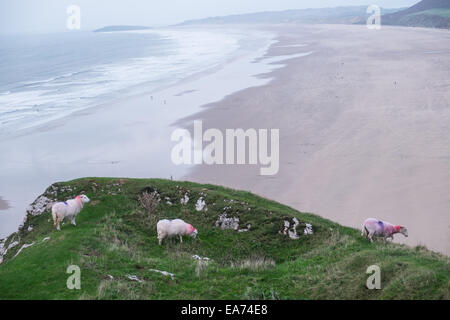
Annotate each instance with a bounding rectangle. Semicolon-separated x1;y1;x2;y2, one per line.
0;239;5;253
180;193;189;205
281;218;300;239
26;195;53;216
126;275;143;283
238;224;251;233
13;242;35;259
288;218;300;239
195;197;206;211
304;223;313;235
8;241;19;250
192;254;210;261
0;240;6;264
149;269;175;280
27;226;33;232
215;213;239;230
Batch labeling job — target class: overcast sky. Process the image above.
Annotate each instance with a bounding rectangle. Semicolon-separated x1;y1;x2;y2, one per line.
0;0;419;34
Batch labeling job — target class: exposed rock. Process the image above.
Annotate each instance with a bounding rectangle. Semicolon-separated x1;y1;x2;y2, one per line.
13;242;35;259
238;224;251;233
215;213;239;230
290;218;300;239
192;254;210;261
0;239;5;264
304;223;313;235
26;195;53;216
281;218;299;239
195;197;206;211
0;239;5;254
27;226;33;232
126;275;143;283
280;218;313;239
180;193;189;205
8;241;19;250
149;269;175;280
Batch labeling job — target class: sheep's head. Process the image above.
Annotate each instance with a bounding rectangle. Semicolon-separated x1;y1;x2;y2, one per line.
396;225;408;237
187;224;198;238
79;195;90;204
399;226;408;237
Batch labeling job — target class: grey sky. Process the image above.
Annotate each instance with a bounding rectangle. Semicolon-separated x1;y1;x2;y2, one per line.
0;0;419;34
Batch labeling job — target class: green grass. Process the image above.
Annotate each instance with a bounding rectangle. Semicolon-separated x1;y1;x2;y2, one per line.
0;178;448;299
409;8;450;18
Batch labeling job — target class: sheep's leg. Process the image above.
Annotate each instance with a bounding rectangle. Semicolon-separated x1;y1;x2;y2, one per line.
56;217;61;231
71;217;76;226
363;227;369;240
157;232;163;245
179;235;183;243
368;231;375;243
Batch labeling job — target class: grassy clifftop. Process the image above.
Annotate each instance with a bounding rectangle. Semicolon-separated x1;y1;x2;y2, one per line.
0;178;448;299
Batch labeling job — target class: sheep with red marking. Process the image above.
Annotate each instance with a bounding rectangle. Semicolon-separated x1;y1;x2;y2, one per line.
362;218;408;242
51;195;90;231
157;219;198;245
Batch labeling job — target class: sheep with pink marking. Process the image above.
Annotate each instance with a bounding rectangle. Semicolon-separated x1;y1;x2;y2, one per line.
157;219;198;245
362;218;408;243
51;195;90;231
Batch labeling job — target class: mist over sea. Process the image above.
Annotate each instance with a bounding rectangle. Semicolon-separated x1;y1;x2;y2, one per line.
0;29;243;136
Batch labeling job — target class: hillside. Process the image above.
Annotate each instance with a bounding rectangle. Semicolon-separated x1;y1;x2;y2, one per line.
93;25;152;32
383;0;450;28
0;178;448;299
178;6;401;26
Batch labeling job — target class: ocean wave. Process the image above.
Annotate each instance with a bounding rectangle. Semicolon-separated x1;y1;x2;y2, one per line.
0;28;247;134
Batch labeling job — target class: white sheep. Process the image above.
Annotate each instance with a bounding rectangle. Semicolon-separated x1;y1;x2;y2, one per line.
157;219;198;245
51;195;90;231
361;218;408;242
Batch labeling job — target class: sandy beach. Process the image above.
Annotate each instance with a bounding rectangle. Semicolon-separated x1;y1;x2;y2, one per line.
181;24;450;255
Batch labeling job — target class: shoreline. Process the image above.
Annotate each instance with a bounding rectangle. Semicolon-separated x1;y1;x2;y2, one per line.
0;25;303;239
182;24;450;255
1;24;449;256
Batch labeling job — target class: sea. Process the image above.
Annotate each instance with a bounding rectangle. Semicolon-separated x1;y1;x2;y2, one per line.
0;28;248;136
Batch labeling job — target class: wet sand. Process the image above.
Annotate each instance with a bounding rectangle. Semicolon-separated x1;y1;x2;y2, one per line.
182;24;450;255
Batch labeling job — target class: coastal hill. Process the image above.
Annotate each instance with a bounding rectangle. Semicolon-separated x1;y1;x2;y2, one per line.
93;25;152;32
178;6;402;26
0;178;448;299
382;0;450;28
92;2;450;32
177;1;450;29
